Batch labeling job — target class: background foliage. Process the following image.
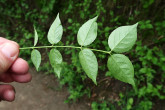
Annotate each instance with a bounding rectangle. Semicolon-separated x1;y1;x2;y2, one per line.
0;0;165;109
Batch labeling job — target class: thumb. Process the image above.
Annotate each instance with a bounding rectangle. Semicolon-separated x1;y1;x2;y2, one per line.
0;42;19;74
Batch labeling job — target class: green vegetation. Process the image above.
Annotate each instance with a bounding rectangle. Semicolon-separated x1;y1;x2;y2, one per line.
0;0;165;109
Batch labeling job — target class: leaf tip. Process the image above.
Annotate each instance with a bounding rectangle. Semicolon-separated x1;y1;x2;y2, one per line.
93;80;97;85
57;13;60;17
131;79;135;87
93;16;98;21
134;22;139;27
36;67;39;72
57;74;60;78
92;77;97;85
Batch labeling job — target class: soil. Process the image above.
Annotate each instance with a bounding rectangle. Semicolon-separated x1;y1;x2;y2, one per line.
0;68;90;110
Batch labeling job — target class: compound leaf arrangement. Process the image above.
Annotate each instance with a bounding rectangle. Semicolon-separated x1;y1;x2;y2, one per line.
21;13;138;88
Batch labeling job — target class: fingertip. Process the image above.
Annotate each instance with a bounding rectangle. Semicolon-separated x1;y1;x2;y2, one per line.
11;58;29;75
12;73;32;83
0;85;15;102
11;41;19;49
3;89;15;102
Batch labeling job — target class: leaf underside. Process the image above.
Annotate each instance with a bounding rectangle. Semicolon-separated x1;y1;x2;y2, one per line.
31;49;41;71
47;13;63;44
108;23;138;53
54;65;62;78
49;48;63;78
77;16;98;46
107;54;135;86
34;27;38;46
79;49;98;85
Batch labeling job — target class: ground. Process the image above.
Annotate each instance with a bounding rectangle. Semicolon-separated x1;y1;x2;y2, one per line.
0;68;90;110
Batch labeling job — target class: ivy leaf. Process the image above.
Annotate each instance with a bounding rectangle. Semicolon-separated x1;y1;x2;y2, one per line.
47;13;63;44
49;49;63;78
34;26;38;46
77;16;98;46
107;54;135;86
108;23;138;53
79;49;98;84
31;49;41;71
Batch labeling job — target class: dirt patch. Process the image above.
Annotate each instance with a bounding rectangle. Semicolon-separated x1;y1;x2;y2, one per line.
0;69;90;110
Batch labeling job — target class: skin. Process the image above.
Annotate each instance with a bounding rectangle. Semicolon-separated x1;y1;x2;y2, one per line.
0;37;32;102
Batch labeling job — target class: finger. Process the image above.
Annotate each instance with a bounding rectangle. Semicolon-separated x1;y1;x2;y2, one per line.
0;71;32;83
10;58;29;75
0;84;15;102
11;72;32;83
0;37;11;44
0;72;13;83
0;40;19;74
0;37;18;46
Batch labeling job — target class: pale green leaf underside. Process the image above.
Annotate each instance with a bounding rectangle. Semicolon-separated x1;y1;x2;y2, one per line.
48;13;63;44
107;54;135;86
31;49;41;71
77;16;98;46
79;49;98;84
34;27;38;46
108;23;138;53
54;65;62;78
49;49;63;78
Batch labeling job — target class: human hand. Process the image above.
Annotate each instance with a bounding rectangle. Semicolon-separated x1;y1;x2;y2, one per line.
0;37;32;102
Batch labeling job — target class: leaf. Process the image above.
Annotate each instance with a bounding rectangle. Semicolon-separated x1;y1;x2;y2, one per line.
107;54;135;86
77;16;98;46
47;13;63;44
108;23;138;53
31;49;41;71
49;49;63;78
49;49;62;66
54;65;62;78
79;49;98;84
34;26;38;46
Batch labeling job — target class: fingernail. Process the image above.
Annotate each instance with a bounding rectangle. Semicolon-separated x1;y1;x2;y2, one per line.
1;43;18;60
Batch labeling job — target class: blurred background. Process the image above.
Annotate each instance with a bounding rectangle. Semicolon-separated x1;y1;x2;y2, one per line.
0;0;165;110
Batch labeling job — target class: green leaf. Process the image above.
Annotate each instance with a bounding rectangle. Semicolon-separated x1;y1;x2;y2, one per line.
79;49;98;84
31;49;41;71
107;54;135;86
34;26;38;46
77;16;98;46
49;49;63;78
47;13;63;44
108;23;138;53
54;65;62;78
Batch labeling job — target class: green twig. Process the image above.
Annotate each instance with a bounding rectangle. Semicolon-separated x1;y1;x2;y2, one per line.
19;45;111;54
